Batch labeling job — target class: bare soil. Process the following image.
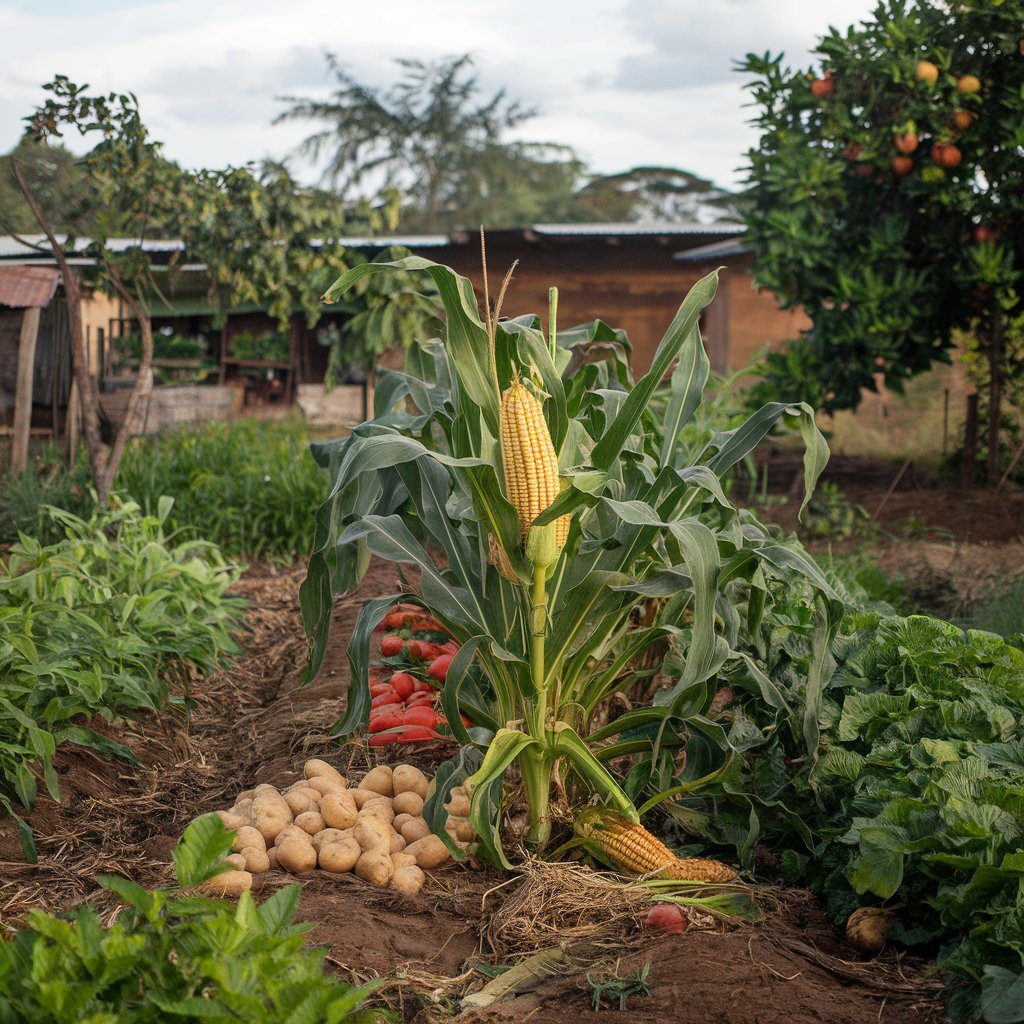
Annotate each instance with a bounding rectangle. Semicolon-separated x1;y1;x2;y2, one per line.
0;550;949;1024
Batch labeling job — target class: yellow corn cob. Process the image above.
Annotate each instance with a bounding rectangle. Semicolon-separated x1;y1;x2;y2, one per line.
577;810;739;884
499;380;569;551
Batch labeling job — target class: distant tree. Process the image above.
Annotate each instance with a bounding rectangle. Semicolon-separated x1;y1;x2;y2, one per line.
740;1;1024;483
572;166;741;224
275;53;585;232
0;140;83;234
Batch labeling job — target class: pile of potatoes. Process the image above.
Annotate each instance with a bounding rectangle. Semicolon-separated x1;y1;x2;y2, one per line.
199;760;474;899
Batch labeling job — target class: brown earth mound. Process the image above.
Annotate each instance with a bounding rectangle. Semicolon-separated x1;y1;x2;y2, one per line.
0;558;945;1023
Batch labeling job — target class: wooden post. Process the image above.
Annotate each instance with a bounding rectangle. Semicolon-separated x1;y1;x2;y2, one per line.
11;306;42;476
67;378;81;466
961;393;978;489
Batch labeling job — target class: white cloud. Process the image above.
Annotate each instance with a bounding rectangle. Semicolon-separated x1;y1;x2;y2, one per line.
0;0;878;191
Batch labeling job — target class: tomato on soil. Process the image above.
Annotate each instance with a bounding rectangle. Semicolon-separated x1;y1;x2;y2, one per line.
404;705;441;728
371;690;401;708
390;673;415;700
428;654;453;681
368;710;404;733
380;635;404;657
395;725;437;743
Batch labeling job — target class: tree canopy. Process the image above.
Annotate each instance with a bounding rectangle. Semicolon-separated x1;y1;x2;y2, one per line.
740;0;1024;479
275;53;588;233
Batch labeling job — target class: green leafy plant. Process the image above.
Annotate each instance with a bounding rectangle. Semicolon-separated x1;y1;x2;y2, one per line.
0;814;386;1022
116;418;327;559
301;255;836;866
587;962;652;1012
0;498;244;858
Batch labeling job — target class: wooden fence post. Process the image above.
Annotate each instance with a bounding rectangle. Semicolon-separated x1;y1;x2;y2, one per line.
11;306;42;476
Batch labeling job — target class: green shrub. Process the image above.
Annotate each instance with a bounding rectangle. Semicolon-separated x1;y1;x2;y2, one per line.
0;498;244;858
115;418;327;559
0;815;387;1023
0;444;93;546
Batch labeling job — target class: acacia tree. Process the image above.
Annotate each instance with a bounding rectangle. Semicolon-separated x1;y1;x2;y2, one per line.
740;0;1024;483
275;53;584;232
14;77;180;502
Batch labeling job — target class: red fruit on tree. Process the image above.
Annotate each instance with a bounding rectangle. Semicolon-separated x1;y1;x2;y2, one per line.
956;74;981;95
842;142;863;159
952;109;974;131
894;133;918;154
811;74;834;98
891;156;914;177
931;142;962;168
856;163;876;177
915;60;939;85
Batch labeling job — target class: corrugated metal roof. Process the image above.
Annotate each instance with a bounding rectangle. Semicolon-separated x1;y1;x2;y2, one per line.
0;235;185;259
674;239;753;262
530;222;746;237
0;265;60;308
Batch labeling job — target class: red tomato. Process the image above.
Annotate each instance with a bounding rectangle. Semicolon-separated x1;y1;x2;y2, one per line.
404;705;440;729
407;692;437;708
460;714;473;727
368;710;404;733
390;673;415;700
369;683;392;698
428;654;453;682
645;904;687;934
370;690;401;708
395;725;435;743
412;679;439;694
380;635;404;657
368;732;397;746
440;641;460;655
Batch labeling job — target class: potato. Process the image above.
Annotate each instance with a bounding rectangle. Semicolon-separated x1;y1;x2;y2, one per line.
232;826;266;854
846;908;892;953
285;790;319;816
359;797;395;824
320;791;357;830
349;788;382;809
201;869;252;897
274;825;308;848
311;827;350;852
449;785;466;799
319;836;361;873
354;851;393;888
359;765;394;798
354;817;393;853
215;810;248;832
448;820;474;843
267;847;279;870
445;795;470;818
400;817;431;845
390;865;425;896
231;798;253;818
250;789;293;842
253;784;280;796
240;846;271;874
392;812;414;832
392;764;428;798
307;776;345;797
276;835;317;874
225;853;248;870
405;834;451;869
389;831;407;855
392;791;424;817
303;759;346;787
294;811;326;835
235;788;256;803
391;852;417;869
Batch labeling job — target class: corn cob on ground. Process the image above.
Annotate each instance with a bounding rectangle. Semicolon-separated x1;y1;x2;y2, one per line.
499;380;569;552
577;810;739;884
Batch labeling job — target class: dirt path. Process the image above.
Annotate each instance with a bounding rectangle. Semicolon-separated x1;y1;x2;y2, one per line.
0;558;945;1024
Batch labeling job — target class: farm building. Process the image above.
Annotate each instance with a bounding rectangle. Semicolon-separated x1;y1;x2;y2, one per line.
0;224;807;441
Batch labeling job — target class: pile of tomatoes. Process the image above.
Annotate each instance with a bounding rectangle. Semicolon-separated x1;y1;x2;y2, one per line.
368;605;468;746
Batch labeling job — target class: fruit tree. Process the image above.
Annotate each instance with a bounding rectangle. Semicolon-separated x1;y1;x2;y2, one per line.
740;0;1024;482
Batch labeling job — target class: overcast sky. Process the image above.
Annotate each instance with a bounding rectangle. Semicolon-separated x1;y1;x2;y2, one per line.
0;0;876;194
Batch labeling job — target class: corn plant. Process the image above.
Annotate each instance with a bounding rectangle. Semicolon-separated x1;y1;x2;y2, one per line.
301;256;838;865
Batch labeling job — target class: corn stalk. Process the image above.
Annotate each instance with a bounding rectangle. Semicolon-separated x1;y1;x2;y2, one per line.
301;256;839;866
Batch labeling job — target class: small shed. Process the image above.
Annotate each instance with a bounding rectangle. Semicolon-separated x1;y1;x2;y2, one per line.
0;265;72;474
